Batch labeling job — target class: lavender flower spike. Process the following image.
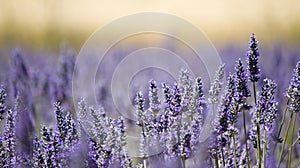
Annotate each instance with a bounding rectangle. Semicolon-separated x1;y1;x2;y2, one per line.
209;64;225;104
235;59;251;102
149;80;160;117
135;91;145;127
0;86;7;121
256;79;278;131
247;33;261;82
286;62;300;113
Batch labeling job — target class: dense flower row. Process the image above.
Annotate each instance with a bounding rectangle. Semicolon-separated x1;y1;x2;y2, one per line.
0;34;299;167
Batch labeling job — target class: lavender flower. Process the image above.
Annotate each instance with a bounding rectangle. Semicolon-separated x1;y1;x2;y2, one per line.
216;74;236;131
32;136;44;168
135;91;145;127
41;125;57;167
209;64;225;104
249;124;258;148
0;86;7;121
55;102;65;139
235;59;251;106
286;62;300;113
162;83;172;111
179;69;193;112
89;139;112;167
63;112;79;148
188;77;206;120
247;33;261;82
256;79;278;131
190;77;206;148
149;80;160;117
2;109;17;167
171;83;181;116
0;137;5;167
116;117;133;168
148;80;160;135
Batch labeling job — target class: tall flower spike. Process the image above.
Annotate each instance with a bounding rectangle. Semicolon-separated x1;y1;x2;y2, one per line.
135;91;145;127
149;80;160;117
223;74;237;125
54;102;65;139
209;64;225;104
247;33;261;82
235;59;251;102
172;83;182;116
286;62;300;113
0;86;7;121
3;109;17;167
194;77;207;115
162;83;172;109
189;77;206;121
179;69;193;111
256;79;278;131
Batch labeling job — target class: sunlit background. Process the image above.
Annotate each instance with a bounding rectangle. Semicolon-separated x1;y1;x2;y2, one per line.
1;0;300;54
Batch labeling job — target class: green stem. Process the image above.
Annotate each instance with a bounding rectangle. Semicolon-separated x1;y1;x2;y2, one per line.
253;82;261;168
288;113;297;168
181;157;186;168
243;110;251;168
292;139;299;147
233;136;238;168
262;129;267;168
227;135;231;157
143;159;147;168
273;99;290;153
278;112;294;168
215;153;219;168
141;122;148;168
221;146;226;167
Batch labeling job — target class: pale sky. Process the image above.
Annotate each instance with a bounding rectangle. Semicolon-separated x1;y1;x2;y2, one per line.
0;0;300;48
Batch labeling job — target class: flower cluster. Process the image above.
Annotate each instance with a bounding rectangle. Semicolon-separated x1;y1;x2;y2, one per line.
134;70;207;167
0;33;300;168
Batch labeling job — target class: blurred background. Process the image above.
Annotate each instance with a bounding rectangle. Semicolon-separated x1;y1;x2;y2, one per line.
0;0;300;54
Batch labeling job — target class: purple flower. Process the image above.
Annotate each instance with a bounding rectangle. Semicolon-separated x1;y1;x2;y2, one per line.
216;74;236;133
162;83;172;111
179;69;193;111
0;86;7;121
149;80;160;116
235;59;251;107
286;62;300;113
135;91;146;127
209;64;225;104
247;33;261;82
32;136;44;167
0;108;17;167
256;79;278;131
171;83;181;116
54;102;65;139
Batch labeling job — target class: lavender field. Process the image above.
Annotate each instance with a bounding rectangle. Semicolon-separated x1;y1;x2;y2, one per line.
0;32;299;168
